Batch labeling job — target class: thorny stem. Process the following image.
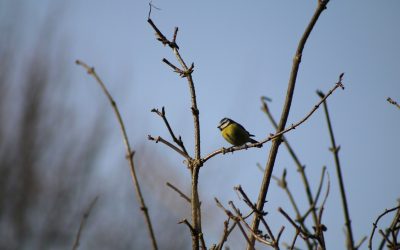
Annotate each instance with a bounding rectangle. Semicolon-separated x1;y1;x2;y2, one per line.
318;90;355;250
247;2;329;249
76;60;158;250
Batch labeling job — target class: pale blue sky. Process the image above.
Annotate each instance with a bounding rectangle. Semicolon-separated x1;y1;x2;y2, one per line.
3;0;399;249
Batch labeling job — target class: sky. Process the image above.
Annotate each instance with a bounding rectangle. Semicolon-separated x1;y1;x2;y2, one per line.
2;0;399;249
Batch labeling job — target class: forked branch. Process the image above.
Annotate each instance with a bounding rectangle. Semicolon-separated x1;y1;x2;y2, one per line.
147;9;203;249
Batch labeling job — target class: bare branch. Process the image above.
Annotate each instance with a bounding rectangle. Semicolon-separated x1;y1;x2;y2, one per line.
247;1;330;247
318;84;355;249
76;60;158;249
234;186;275;244
272;169;302;222
148;135;190;160
215;218;237;250
72;196;99;250
369;205;400;249
151;106;189;156
166;182;191;203
214;198;254;248
313;166;327;207
179;218;195;235
355;236;367;249
162;58;183;75
279;207;315;241
147;14;203;250
289;230;301;250
387;97;400;109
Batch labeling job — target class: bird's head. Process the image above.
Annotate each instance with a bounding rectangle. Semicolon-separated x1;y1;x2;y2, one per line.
218;117;232;131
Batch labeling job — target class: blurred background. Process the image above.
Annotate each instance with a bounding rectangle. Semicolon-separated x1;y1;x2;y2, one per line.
0;1;399;249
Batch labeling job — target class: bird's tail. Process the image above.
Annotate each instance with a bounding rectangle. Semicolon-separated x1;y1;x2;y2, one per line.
250;138;262;148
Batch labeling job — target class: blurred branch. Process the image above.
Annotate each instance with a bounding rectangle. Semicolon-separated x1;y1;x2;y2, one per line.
387;97;400;109
75;60;158;250
72;196;99;250
272;169;301;222
369;205;400;250
214;198;253;248
212;218;237;250
166;182;191;203
202;78;343;163
315;171;330;250
313;166;327;208
355;236;367;250
317;86;355;250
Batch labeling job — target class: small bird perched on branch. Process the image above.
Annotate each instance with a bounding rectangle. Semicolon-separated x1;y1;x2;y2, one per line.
218;118;262;147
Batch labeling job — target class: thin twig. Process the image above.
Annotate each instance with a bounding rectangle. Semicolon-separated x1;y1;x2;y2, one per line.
388;204;400;247
379;230;392;246
318;86;355;250
234;186;275;244
214;198;254;248
229;201;275;247
313;166;327;207
272;169;302;222
72;196;99;250
148;135;190;160
166;182;191;203
179;218;195;235
289;230;301;250
151;107;189;156
278;207;316;241
369;205;400;249
355;236;367;249
203;77;342;163
315;171;330;250
76;60;158;250
387;97;400;109
215;218;237;250
276;226;285;247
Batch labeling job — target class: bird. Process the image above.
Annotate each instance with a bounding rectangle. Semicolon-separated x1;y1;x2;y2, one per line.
218;117;262;147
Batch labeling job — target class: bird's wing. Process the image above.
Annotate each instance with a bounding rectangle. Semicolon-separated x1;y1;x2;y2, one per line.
237;123;254;137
